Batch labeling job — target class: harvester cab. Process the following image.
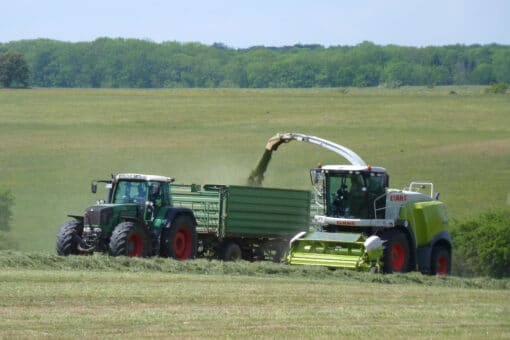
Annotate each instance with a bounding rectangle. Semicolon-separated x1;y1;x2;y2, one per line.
254;133;452;275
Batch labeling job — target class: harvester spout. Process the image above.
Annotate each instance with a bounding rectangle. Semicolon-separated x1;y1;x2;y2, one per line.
247;132;367;186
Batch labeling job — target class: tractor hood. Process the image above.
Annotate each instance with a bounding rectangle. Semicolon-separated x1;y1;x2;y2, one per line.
83;203;141;232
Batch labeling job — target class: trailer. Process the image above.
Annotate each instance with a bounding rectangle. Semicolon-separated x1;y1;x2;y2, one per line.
171;184;311;261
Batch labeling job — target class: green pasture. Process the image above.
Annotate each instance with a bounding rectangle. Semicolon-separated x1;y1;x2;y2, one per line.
0;254;509;338
1;270;508;338
0;87;509;251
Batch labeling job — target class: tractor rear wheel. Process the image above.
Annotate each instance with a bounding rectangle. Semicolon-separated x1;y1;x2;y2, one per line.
221;242;242;261
56;220;83;256
160;215;197;260
109;222;151;257
381;230;410;273
430;245;451;275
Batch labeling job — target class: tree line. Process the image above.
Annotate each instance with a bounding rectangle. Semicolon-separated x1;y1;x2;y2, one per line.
0;38;509;88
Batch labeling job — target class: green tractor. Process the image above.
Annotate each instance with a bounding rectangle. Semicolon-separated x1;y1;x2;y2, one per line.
56;173;198;259
258;133;452;274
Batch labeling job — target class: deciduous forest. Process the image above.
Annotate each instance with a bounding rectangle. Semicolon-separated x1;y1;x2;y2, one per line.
1;38;509;88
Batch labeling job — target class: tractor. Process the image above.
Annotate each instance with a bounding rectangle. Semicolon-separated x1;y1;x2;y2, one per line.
257;133;452;274
56;173;198;259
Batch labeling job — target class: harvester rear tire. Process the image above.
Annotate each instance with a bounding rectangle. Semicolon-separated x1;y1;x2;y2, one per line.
56;220;83;256
109;222;151;257
381;230;410;273
430;245;451;275
160;215;197;260
221;242;242;261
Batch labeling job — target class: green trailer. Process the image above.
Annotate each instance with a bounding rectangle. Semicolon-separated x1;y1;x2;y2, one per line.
56;173;311;262
171;184;311;261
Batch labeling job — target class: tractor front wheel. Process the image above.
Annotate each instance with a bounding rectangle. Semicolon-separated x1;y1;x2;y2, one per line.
430;245;451;275
109;222;151;257
381;230;410;273
160;215;197;260
56;220;83;256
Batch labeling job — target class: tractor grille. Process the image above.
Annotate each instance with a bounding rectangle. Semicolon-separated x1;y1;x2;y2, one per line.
84;206;113;227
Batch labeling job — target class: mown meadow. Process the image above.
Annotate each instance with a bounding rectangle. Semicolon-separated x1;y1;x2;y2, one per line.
0;87;508;250
0;87;509;338
0;253;509;338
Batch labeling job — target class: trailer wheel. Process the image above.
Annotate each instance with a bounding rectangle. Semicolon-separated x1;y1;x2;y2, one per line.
430;245;451;275
56;220;83;256
221;242;242;261
381;230;410;273
109;222;151;257
161;215;197;260
273;242;289;263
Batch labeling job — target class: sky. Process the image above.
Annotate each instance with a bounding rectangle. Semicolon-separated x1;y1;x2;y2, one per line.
1;0;509;48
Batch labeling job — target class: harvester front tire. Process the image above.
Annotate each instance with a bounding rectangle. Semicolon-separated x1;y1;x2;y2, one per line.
56;220;83;256
430;245;451;275
160;215;197;260
381;230;410;273
109;222;151;257
221;242;242;261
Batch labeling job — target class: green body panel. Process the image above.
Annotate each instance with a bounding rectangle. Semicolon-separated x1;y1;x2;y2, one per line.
171;184;222;235
224;186;310;238
286;232;375;270
400;201;448;247
171;184;310;239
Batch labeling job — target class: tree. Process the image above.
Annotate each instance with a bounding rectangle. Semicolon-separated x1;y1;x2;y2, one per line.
0;189;14;232
0;52;29;87
451;209;510;278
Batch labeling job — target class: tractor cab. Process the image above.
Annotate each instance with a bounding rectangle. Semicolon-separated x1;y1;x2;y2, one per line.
87;174;175;233
311;165;389;220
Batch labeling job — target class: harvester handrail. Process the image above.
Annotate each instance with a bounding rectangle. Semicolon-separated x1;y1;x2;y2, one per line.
373;192;387;219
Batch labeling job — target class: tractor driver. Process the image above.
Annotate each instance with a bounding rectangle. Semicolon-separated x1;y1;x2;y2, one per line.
148;182;162;206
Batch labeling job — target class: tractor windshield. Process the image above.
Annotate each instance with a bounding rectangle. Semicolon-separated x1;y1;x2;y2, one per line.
326;172;386;218
113;180;148;204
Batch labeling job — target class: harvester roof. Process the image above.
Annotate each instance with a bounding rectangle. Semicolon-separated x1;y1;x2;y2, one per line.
320;165;387;174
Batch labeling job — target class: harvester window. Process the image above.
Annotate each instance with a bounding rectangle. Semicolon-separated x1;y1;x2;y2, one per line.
327;174;367;218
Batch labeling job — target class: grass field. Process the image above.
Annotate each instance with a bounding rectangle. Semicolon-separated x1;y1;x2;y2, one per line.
0;86;509;251
0;86;509;340
0;253;509;338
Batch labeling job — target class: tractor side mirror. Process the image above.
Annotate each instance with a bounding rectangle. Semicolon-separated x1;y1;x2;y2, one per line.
91;182;97;194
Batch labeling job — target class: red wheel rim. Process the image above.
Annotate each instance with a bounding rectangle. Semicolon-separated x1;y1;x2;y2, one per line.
173;227;192;260
128;233;143;257
436;255;448;275
390;243;406;271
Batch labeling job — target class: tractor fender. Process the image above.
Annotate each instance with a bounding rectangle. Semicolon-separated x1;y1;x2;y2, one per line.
67;215;84;223
164;208;197;228
416;231;452;274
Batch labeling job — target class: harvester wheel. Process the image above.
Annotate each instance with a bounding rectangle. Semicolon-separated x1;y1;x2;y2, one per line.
430;245;451;275
381;230;410;273
109;222;151;257
56;220;83;256
221;242;242;261
160;215;197;260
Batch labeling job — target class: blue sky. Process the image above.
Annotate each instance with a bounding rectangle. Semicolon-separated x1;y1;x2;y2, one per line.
1;0;508;47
